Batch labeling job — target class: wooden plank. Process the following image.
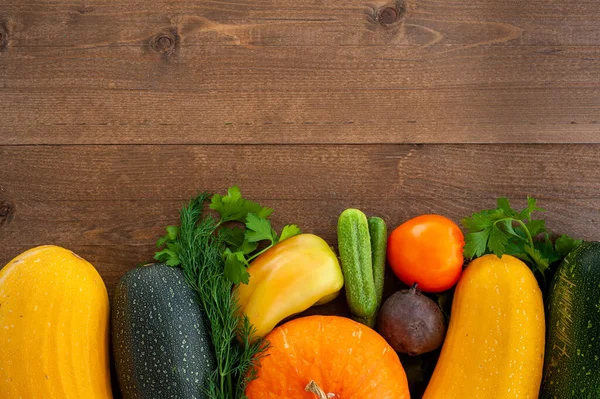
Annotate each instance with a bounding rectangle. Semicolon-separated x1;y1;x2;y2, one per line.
0;144;595;203
0;144;598;201
4;46;599;92
1;1;600;144
1;0;600;48
2;86;600;145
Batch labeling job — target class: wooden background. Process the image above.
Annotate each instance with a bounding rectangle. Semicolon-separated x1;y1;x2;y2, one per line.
1;0;599;396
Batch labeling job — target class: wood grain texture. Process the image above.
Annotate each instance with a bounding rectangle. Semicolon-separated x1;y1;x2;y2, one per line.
1;143;599;295
1;0;600;144
2;87;600;145
2;0;600;47
1;144;599;200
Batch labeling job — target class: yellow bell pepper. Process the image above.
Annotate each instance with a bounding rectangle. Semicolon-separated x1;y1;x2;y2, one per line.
236;233;344;338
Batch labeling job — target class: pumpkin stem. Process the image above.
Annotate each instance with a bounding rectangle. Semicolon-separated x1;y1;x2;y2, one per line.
305;380;327;399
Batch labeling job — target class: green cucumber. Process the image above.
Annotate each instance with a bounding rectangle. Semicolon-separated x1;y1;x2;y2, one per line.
368;217;387;326
541;241;600;399
112;264;216;399
337;209;387;328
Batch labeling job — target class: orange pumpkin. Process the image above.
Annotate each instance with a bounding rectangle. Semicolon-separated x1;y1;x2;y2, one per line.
246;315;410;399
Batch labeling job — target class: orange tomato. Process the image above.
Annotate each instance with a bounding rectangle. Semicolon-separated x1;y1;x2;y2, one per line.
387;215;464;293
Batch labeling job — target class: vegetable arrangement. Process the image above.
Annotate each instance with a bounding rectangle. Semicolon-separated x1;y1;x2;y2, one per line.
1;190;596;399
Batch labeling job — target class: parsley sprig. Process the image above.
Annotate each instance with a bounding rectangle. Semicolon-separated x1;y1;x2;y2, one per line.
156;186;301;284
210;186;301;284
462;196;582;278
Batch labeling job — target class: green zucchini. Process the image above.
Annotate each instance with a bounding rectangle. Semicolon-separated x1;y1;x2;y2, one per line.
112;264;216;399
541;241;600;399
337;209;387;328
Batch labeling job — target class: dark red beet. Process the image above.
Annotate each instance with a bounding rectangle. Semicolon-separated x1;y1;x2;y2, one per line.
377;286;446;356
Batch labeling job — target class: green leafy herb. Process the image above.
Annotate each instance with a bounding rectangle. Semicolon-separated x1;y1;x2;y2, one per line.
158;186;302;285
209;186;301;285
279;224;301;242
555;234;583;256
154;244;182;267
155;193;269;399
210;186;273;223
244;213;277;244
154;187;302;396
224;249;250;285
462;196;582;279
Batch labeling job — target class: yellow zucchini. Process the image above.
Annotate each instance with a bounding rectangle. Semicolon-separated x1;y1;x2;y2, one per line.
424;254;545;399
0;245;112;398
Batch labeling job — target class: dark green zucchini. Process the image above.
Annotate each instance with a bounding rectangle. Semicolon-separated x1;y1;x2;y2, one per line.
541;241;600;399
112;264;215;399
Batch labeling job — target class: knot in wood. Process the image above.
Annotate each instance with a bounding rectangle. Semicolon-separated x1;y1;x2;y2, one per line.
0;29;7;51
377;6;401;25
156;36;173;52
152;32;177;55
0;200;14;225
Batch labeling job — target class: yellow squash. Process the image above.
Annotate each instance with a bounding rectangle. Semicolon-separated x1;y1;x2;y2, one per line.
236;234;344;338
0;245;112;398
424;254;545;399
